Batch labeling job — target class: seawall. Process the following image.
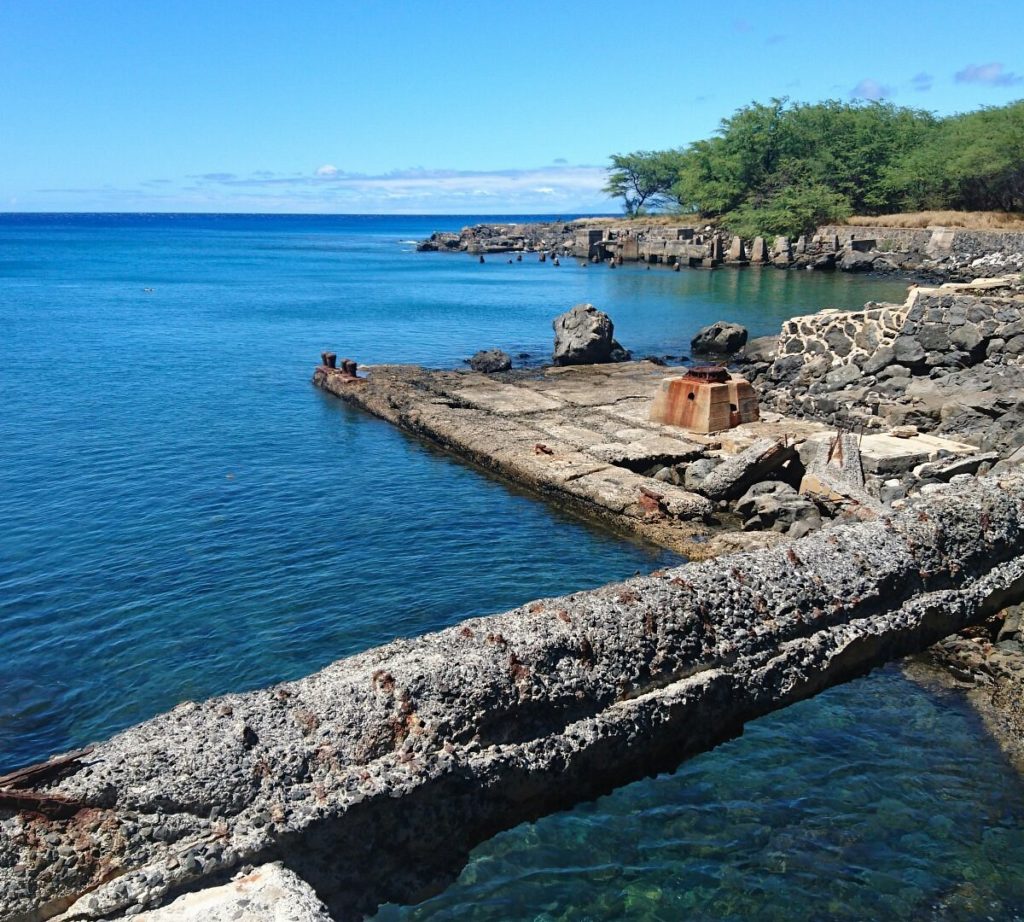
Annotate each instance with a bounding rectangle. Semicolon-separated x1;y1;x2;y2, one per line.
4;473;1024;921
418;220;1024;280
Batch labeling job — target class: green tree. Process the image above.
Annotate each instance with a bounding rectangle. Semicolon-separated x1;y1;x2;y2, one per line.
603;150;683;215
606;97;1024;237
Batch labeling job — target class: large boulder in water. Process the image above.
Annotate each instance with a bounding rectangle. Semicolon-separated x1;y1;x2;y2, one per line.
468;348;512;373
552;303;630;366
691;321;748;355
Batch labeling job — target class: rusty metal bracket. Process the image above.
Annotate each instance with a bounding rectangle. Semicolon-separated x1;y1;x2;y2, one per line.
0;746;93;818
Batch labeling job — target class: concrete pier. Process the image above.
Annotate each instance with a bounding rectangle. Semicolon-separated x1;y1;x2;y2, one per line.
3;474;1024;921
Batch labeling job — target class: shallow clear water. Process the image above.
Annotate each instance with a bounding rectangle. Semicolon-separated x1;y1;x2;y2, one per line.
376;668;1024;921
2;214;1021;919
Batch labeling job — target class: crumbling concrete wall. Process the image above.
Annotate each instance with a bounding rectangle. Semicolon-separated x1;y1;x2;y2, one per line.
3;474;1024;922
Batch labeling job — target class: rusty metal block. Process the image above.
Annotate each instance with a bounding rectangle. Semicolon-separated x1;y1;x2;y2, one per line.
649;367;759;433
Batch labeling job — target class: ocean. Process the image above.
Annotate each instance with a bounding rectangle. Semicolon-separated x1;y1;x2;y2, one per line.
2;213;1023;919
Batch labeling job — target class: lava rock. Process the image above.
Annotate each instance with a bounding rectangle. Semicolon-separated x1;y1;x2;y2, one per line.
735;481;822;535
468;349;512;373
552;304;630;366
691;321;749;355
682;457;722;492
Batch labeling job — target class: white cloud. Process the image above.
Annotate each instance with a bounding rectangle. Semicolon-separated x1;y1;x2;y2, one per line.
955;62;1022;86
849;78;893;101
31;164;616;214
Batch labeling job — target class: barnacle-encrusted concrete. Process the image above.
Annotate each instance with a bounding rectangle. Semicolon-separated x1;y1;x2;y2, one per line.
313;360;799;559
125;863;331;921
3;475;1024;921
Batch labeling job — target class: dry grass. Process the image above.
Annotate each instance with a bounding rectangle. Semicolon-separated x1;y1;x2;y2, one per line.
845;211;1024;230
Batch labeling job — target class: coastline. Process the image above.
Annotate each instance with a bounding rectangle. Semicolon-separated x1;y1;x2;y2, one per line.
313;270;1024;790
4;216;1024;920
417;218;1024;282
4;473;1024;921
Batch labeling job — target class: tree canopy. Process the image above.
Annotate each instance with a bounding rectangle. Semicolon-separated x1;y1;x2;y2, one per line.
606;98;1024;237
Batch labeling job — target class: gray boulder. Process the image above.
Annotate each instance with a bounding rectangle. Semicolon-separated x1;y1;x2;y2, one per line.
742;335;778;363
691;321;749;355
736;481;822;535
683;457;722;492
468;348;512;373
861;345;895;376
824;363;861;391
838;249;877;272
552;303;630;366
893;335;927;367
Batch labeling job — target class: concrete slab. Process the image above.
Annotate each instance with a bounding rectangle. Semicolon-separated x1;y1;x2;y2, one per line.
588;436;706;467
849;432;976;475
116;864;331;922
313;360;984;556
451;382;564;414
313;362;757;557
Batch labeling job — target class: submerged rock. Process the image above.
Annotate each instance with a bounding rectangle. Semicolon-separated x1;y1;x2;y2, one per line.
552;303;630;366
468;349;512;373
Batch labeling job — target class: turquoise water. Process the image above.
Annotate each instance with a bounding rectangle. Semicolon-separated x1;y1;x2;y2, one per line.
2;214;1022;918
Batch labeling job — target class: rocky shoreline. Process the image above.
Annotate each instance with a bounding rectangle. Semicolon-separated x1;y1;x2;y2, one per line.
316;275;1024;806
3;474;1024;922
417;219;1024;281
5;269;1024;920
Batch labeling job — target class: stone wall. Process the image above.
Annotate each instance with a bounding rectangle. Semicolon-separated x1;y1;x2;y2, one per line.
752;277;1024;454
817;224;1024;277
894;289;1024;369
775;300;910;378
817;225;933;252
817;225;1024;257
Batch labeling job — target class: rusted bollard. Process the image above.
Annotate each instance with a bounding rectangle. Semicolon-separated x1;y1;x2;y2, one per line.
340;359;358;378
321;351;337;369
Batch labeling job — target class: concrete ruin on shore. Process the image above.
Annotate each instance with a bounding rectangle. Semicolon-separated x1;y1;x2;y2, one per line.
6;278;1024;921
3;473;1024;921
417;219;1024;280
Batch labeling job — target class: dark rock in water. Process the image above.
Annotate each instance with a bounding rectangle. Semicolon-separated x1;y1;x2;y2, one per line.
644;355;667;366
517;352;531;360
691;321;749;355
552;303;630;366
468;349;512;373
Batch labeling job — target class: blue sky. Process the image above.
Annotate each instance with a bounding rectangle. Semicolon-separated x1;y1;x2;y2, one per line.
2;0;1021;214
